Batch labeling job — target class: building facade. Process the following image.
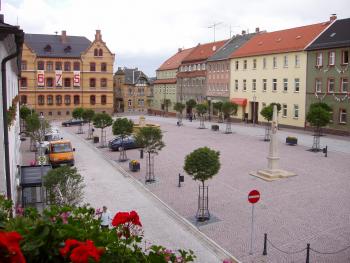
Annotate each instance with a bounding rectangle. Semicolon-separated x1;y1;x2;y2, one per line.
0;14;24;202
20;30;114;118
305;18;350;135
114;67;150;113
230;21;331;127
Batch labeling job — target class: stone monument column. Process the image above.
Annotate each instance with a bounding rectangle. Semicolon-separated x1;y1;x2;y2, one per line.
267;105;280;170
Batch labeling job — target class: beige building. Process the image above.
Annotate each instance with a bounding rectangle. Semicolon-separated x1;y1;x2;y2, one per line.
229;21;331;127
20;30;115;118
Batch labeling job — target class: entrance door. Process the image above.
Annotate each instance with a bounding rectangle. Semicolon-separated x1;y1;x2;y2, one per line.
250;102;259;124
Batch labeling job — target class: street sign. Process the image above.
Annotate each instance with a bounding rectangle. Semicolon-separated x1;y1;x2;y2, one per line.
248;190;260;204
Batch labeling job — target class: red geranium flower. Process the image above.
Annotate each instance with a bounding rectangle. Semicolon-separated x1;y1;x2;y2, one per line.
0;231;26;263
112;210;142;227
60;239;83;257
70;240;104;263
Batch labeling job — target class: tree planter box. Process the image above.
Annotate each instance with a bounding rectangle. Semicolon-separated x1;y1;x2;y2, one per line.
211;125;219;131
286;137;297;145
129;162;140;172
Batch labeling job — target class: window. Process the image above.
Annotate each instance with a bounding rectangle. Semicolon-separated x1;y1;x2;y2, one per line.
235;80;238;91
20;77;27;87
282;104;287;117
273;57;277;68
201;63;205;70
283;78;288;92
90;95;96;105
47;95;53;105
73;62;80;71
243;79;247;91
341;78;348;93
342;50;349;64
235;61;239;70
253;59;257;69
57;111;61;116
46;61;53;72
56;95;62;105
21;61;27;70
64;62;71;71
263;79;267;92
252;79;256;91
327;78;335;93
316;52;323;67
101;95;107;105
37;61;44;70
283;56;288;68
315;79;322;93
99;49;103;56
89;78;96;87
64;95;71;105
293;104;299;118
66;111;70;116
46;77;54;87
101;78;107;88
295;55;300;68
55;62;62;70
128;99;132;107
20;95;27;105
48;112;52;116
294;78;300;92
263;57;267;69
272;79;277;91
90;62;96;71
74;95;80;105
243;60;247;70
328;51;335;66
339;109;347;123
94;49;98;56
64;78;71;87
101;63;107;72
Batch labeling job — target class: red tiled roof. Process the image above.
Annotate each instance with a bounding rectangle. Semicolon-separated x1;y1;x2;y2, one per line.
153;78;177;84
231;22;331;58
182;39;228;63
157;48;195;71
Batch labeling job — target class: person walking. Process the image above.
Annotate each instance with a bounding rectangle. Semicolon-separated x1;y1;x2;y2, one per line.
100;206;111;229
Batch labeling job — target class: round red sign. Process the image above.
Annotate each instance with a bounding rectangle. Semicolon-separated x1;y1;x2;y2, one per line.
248;190;260;204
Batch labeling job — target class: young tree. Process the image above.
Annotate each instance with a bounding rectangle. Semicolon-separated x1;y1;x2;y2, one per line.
260;105;273;141
212;101;223;123
82;109;95;139
163;99;171;116
195;103;208;129
25;113;50;152
306;102;332;151
186;99;197;118
19;105;32;132
173;102;185;126
184;147;220;221
72;107;85;134
135;126;165;183
221;101;238;134
43;166;85;206
112;118;134;161
93;113;113;147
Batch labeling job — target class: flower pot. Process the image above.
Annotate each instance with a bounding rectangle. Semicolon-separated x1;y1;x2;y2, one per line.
286;137;297;145
211;125;219;131
129;162;140;172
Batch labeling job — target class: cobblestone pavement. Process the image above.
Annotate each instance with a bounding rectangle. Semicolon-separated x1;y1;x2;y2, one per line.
61;116;350;263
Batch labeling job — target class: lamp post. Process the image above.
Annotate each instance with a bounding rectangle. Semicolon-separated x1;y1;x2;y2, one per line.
38;113;45;209
253;95;257;126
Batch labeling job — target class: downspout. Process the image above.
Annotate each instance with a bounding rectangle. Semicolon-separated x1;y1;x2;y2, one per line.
1;35;22;200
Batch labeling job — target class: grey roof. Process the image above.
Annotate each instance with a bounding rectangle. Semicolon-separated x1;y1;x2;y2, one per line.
306;18;350;50
118;67;150;85
24;33;91;58
207;33;256;62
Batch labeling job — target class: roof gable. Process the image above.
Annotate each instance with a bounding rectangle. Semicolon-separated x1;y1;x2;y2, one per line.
182;39;228;63
157;47;195;71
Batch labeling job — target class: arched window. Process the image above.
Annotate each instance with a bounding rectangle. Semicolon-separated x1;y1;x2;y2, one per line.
99;48;103;56
73;95;80;105
20;95;27;105
56;95;62;105
90;62;96;71
47;95;53;105
101;95;107;105
94;48;98;56
64;95;71;105
101;63;107;72
38;95;45;105
90;95;96;105
90;78;96;87
100;78;107;87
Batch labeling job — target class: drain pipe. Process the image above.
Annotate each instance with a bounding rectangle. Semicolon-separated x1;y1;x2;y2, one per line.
1;34;22;200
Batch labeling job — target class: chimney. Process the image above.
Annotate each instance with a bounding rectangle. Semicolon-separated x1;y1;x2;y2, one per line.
255;27;260;33
242;30;246;35
330;14;337;22
95;30;102;41
178;48;182;53
61;30;67;43
0;14;4;23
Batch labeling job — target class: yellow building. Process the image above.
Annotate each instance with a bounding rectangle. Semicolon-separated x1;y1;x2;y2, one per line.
230;21;331;127
20;30;115;118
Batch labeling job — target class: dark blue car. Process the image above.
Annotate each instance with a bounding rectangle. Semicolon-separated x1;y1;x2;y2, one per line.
108;136;139;151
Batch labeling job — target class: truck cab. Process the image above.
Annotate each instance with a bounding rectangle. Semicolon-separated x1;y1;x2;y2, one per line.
47;140;75;167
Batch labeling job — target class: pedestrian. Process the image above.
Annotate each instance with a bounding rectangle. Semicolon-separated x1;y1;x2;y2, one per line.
189;114;193;122
100;206;111;229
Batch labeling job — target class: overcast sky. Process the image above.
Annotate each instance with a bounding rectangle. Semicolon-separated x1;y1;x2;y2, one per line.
2;0;350;76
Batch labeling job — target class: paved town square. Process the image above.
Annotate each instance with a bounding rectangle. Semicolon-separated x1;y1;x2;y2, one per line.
62;116;350;262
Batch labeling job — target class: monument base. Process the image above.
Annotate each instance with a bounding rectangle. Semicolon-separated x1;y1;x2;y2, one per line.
250;169;296;182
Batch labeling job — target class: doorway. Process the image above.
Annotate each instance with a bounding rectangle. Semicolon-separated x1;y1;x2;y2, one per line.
250;102;259;124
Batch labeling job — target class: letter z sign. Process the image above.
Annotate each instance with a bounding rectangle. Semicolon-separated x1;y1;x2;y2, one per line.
55;71;62;87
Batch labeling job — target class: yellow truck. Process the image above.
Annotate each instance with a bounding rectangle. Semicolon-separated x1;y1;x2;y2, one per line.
47;140;75;167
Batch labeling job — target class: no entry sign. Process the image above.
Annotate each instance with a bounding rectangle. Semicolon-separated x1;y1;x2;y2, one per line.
248;190;260;204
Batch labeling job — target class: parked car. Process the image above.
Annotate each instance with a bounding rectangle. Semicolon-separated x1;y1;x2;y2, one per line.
108;136;139;151
35;130;61;150
61;119;86;127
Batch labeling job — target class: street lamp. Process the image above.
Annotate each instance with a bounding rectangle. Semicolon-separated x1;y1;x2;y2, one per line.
253;95;257;126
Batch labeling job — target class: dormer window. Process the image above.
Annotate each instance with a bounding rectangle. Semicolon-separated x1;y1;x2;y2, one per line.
44;44;52;52
64;45;71;53
98;49;103;56
94;49;98;56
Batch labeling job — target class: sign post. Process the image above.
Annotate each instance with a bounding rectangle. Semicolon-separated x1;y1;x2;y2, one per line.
248;189;260;255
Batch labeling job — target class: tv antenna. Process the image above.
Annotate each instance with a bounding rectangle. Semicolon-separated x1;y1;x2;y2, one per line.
208;22;222;42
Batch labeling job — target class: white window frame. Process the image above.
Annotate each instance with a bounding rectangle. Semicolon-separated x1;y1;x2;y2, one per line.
235;80;238;91
243;60;247;70
316;52;323;67
342;50;349;65
339;109;347;124
243;79;247;91
328;78;335;93
283;56;288;68
235;61;239;70
293;104;299;119
253;59;257;69
263;79;267;92
282;104;287;118
263;57;267;69
328;51;335;66
294;78;300;93
273;57;277;68
272;79;277;92
252;79;256;91
283;78;288;92
295;55;300;68
341;78;348;93
315;79;322;93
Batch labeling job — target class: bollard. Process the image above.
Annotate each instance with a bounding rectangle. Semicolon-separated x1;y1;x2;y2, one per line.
140;149;144;159
323;145;328;157
263;233;267;255
178;173;184;187
306;243;310;263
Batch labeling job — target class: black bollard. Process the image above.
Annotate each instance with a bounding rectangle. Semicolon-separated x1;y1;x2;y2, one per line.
263;233;267;256
140;149;144;159
306;243;310;263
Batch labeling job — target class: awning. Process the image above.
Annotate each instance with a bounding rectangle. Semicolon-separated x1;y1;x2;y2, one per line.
231;98;247;106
